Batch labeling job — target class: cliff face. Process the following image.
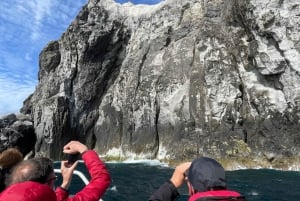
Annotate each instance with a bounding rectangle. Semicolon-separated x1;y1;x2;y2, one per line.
19;0;300;168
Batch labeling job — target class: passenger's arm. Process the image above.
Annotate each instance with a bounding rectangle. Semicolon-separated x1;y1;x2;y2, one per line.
148;162;191;201
148;180;180;201
68;150;111;201
55;161;79;201
56;141;110;201
58;141;110;201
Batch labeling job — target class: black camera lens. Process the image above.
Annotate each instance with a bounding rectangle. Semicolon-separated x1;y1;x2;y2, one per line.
67;153;80;164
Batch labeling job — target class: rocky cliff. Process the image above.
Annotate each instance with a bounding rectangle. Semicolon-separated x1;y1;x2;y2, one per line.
2;0;300;169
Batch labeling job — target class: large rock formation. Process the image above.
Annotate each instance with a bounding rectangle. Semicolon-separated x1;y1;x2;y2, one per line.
0;113;36;158
3;0;300;169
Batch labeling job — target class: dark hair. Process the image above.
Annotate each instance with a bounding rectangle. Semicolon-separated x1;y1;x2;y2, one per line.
0;168;6;191
31;157;54;183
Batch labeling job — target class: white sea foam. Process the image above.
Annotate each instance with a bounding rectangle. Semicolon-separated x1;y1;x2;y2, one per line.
288;165;300;171
248;191;259;196
106;158;168;167
109;185;117;192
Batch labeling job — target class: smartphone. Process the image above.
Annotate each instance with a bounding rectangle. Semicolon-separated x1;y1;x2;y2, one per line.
67;153;80;164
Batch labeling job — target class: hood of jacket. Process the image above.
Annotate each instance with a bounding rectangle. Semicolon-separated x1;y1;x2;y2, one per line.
0;181;57;201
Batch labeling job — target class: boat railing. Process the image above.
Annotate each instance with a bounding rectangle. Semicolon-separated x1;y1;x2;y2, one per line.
54;169;89;184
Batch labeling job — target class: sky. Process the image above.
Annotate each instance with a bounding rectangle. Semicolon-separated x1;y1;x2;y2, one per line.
0;0;162;117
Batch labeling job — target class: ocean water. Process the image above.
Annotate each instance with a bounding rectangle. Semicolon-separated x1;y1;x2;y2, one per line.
54;161;300;201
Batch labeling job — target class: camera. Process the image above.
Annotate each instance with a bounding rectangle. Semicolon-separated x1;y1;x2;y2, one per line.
67;153;80;164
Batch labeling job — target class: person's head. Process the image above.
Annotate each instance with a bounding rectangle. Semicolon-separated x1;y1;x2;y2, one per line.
186;157;226;195
6;157;56;189
0;147;23;191
0;181;57;201
0;148;23;169
34;157;57;188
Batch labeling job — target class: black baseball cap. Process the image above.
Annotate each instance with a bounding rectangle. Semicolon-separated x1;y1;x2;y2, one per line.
187;157;226;192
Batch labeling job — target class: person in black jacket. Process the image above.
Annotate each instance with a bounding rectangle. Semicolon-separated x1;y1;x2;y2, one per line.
148;157;244;201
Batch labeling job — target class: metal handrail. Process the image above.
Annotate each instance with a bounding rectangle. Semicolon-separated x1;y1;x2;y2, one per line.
54;169;89;184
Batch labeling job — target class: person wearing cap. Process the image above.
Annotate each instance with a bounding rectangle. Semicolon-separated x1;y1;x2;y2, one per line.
0;141;111;201
148;157;244;201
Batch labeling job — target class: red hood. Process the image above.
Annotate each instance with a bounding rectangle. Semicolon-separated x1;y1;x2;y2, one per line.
0;181;57;201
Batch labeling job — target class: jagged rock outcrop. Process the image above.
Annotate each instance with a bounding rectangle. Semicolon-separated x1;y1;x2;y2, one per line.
4;0;299;169
0;113;36;158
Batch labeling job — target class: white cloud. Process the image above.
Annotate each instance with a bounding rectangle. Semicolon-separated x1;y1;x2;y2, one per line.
0;0;87;116
0;74;36;115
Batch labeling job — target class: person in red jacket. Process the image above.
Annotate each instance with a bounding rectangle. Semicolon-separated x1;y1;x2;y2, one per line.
2;141;111;201
148;157;245;201
0;181;57;201
56;140;111;201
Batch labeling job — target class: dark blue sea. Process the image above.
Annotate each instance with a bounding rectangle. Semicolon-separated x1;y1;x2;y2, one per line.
54;161;300;201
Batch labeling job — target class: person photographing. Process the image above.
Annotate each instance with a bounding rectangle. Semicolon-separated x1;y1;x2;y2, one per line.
148;157;244;201
0;141;111;201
